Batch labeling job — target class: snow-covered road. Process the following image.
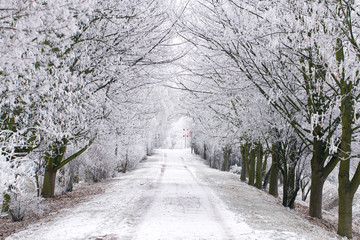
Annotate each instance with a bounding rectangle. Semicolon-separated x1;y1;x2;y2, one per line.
7;149;339;240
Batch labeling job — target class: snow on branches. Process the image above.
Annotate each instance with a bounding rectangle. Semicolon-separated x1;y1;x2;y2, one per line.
1;0;175;211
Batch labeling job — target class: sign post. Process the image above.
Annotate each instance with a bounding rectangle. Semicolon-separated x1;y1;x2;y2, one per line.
183;129;190;148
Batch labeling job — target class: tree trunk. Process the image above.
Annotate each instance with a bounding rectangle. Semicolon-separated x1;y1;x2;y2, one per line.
41;168;57;198
240;144;248;182
282;172;288;207
337;77;354;238
289;171;301;209
222;145;231;172
269;142;280;197
287;144;297;208
288;181;300;209
309;134;326;219
41;143;65;198
262;153;268;181
255;144;263;189
122;151;129;173
287;167;296;209
203;143;207;160
222;147;226;171
338;159;353;238
281;158;288;207
248;148;256;186
301;178;311;201
309;166;324;218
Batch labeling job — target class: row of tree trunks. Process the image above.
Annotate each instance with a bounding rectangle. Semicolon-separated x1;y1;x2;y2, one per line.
255;144;264;189
240;142;266;189
197;130;357;238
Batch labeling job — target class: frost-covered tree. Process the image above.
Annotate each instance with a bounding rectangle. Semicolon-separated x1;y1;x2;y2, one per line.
179;0;360;237
1;0;179;203
0;0;97;202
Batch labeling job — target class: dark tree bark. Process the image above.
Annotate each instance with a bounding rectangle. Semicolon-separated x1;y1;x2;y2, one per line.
269;142;280;198
248;147;256;186
222;145;231;171
255;143;263;189
240;144;248;182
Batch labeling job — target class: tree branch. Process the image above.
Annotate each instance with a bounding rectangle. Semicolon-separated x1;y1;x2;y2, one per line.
55;136;97;170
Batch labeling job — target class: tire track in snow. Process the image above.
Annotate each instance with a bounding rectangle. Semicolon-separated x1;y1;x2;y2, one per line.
180;156;237;240
127;150;168;238
92;150;169;239
132;151;239;239
90;150;169;239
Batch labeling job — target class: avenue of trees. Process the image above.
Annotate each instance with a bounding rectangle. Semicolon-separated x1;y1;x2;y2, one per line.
176;0;360;238
0;0;179;222
2;0;360;239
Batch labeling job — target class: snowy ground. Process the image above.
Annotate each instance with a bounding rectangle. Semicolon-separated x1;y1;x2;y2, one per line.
7;149;341;240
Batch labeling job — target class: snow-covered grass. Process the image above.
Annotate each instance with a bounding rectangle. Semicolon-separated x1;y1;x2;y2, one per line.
0;181;106;239
223;156;360;238
285;169;360;238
